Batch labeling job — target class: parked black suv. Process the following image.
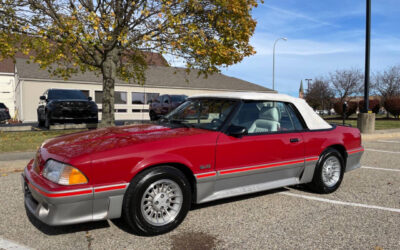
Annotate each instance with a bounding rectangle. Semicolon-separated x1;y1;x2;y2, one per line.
37;89;98;128
149;94;187;120
0;103;11;123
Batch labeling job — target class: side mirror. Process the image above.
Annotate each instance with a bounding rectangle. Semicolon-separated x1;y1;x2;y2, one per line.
88;96;92;101
40;96;46;100
227;125;247;138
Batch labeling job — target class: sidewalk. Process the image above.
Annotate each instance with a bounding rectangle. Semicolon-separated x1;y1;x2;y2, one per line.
0;151;34;174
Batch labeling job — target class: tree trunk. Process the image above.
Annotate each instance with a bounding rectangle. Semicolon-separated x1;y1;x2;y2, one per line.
100;48;119;127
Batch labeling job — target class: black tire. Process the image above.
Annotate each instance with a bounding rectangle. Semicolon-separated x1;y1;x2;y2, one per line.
38;116;44;127
149;111;157;121
44;112;51;129
308;148;345;194
122;166;191;236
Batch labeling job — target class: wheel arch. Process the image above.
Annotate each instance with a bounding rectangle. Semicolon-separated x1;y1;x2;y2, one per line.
130;159;197;203
325;144;347;166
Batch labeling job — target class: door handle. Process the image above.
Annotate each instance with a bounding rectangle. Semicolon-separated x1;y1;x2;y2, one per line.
290;138;299;143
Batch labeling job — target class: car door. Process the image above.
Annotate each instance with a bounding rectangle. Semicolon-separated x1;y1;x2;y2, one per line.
214;101;305;195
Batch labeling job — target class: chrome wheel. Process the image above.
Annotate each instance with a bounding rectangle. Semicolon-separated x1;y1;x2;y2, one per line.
321;156;341;187
140;179;183;226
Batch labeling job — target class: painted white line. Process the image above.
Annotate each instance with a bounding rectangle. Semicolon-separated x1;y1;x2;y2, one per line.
0;237;31;250
377;140;400;144
365;148;400;154
362;166;400;172
281;192;400;213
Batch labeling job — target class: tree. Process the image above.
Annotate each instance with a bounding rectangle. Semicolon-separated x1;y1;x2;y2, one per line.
304;78;334;111
373;65;400;99
0;0;260;126
329;69;363;103
384;97;400;119
333;101;358;119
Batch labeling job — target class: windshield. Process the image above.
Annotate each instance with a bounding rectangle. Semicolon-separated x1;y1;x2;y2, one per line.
48;90;87;100
162;99;237;131
170;95;187;102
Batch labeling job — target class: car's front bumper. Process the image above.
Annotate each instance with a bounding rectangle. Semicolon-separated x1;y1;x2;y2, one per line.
22;162;128;226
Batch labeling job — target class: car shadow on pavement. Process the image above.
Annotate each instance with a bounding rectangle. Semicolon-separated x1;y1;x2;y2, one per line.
109;187;290;236
25;206;110;235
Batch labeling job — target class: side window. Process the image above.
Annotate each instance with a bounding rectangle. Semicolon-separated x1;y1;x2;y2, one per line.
286;103;305;130
162;96;170;104
232;101;300;134
277;102;294;131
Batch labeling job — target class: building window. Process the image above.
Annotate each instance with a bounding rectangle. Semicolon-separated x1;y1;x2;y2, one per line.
115;109;127;113
95;91;127;104
132;92;159;104
132;109;149;113
95;91;103;104
115;91;127;104
132;92;145;104
146;93;159;104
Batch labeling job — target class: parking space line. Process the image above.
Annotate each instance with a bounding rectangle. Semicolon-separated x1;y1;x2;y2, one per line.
0;237;31;250
365;148;400;154
362;166;400;172
377;140;400;144
281;192;400;213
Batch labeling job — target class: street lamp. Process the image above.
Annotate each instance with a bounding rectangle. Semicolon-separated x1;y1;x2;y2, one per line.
272;37;287;91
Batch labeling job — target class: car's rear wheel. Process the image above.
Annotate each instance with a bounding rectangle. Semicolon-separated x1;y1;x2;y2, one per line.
308;148;344;194
122;166;191;236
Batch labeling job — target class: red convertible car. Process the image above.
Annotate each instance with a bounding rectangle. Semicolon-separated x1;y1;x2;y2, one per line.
22;93;363;235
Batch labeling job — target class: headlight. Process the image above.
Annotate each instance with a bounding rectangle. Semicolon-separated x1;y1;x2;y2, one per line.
42;160;88;185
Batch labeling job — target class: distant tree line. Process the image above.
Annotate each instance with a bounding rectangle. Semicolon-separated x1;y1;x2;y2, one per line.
305;65;400;119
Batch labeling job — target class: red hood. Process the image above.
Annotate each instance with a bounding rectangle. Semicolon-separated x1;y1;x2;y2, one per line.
41;124;210;160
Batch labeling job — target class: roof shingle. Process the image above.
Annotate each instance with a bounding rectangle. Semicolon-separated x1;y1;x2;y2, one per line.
14;58;272;92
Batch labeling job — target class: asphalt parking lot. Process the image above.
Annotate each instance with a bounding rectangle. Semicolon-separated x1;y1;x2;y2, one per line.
0;137;399;250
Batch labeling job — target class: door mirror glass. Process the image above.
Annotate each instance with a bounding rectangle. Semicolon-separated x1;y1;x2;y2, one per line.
40;95;46;100
88;96;92;101
227;125;248;138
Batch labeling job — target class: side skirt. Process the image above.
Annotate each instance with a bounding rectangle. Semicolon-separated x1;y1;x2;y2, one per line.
195;159;314;204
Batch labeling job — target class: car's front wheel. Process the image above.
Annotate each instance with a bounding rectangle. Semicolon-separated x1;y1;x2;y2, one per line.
149;111;157;121
122;166;191;236
308;148;345;194
44;112;52;129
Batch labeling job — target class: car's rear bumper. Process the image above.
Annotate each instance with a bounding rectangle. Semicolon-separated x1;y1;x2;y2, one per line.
345;147;364;172
22;162;128;226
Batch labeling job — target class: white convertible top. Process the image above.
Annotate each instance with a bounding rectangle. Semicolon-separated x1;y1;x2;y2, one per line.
190;92;332;130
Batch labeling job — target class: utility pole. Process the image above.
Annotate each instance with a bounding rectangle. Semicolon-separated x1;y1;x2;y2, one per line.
305;78;312;92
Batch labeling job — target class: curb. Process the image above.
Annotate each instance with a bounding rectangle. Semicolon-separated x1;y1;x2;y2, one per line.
361;132;400;141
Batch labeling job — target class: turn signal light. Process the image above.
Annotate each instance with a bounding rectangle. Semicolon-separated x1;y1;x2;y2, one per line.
42;160;88;185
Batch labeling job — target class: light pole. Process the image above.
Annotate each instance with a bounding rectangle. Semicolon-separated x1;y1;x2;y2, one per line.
272;37;287;91
305;78;312;92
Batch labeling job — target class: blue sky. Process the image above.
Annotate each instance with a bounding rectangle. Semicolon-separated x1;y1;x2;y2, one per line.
215;0;400;97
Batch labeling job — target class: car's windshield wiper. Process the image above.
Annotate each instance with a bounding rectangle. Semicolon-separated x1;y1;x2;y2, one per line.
169;119;191;128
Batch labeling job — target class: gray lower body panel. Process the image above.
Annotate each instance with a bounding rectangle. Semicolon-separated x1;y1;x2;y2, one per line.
345;151;364;172
196;162;306;204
